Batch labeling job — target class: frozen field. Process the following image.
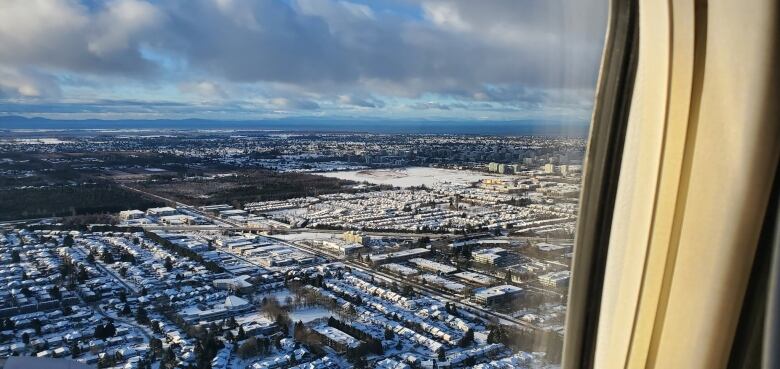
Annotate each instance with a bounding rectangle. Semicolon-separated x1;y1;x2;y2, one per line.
313;166;513;188
289;306;332;323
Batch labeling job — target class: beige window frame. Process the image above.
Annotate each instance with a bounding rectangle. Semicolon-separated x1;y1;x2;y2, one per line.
564;0;780;368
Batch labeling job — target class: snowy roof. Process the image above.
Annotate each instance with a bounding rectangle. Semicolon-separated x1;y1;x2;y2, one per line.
224;295;249;309
311;326;361;349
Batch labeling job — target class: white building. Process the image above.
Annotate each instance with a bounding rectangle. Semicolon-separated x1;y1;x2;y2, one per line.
146;207;177;217
473;285;523;305
119;210;145;220
538;270;571;288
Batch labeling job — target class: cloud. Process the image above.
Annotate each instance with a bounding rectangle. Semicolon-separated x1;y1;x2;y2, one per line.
270;97;320;110
338;95;385;108
0;68;61;98
0;0;607;119
178;81;228;100
409;102;467;111
0;0;164;76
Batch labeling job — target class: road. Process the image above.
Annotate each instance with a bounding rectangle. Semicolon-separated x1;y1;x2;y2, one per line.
271;236;539;330
121;183;557;331
90;301;153;341
121;184;574;243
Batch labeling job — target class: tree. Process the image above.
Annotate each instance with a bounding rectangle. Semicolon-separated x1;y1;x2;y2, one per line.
135;306;149;325
237;337;259;359
150;338;163;358
48;286;62;300
94;324;105;340
63;234;74;247
458;328;474;347
31;318;42;335
226;316;238;329
418;236;430;246
20;287;32;297
162;347;177;369
101;251;115;264
437;347;446;361
94;320;116;340
70;342;81;357
77;266;89;283
384;328;394;340
164;257;173;272
11;250;20;263
22;332;30;344
293;320;306;341
237;325;247;341
3;317;15;330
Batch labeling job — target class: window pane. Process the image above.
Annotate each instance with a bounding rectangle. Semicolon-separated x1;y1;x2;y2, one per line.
0;1;607;368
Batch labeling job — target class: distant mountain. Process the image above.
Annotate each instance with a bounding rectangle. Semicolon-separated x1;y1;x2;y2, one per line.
0;115;589;136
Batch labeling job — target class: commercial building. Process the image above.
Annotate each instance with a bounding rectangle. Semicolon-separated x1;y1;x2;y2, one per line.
419;274;467;295
213;275;254;293
453;271;496;286
369;248;430;265
219;209;249;219
472;247;509;266
119;210;145;220
200;204;234;213
342;230;368;245
536;242;572;254
321;240;365;256
473;285;524;306
409;258;457;274
146;206;178;217
538;270;571;288
180;295;252;323
382;263;419;277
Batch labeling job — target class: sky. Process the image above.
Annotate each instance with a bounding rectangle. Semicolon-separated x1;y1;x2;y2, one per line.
0;0;607;122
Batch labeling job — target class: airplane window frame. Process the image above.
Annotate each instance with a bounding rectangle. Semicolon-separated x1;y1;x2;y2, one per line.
562;0;638;368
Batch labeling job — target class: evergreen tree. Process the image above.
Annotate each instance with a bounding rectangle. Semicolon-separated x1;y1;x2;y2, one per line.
237;325;247;340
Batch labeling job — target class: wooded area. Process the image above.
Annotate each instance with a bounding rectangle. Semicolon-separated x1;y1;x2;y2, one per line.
0;184;163;221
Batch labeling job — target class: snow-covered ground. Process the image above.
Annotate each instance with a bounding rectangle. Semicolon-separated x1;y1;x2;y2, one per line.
273;232;341;242
289;306;332;323
313;167;514;188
